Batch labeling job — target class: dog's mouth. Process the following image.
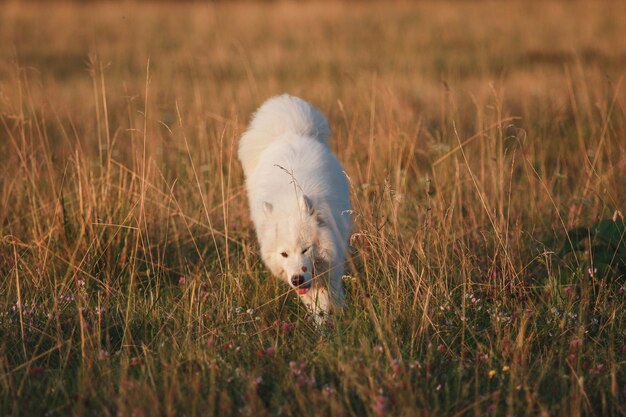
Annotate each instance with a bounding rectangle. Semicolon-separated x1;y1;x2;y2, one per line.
295;283;311;295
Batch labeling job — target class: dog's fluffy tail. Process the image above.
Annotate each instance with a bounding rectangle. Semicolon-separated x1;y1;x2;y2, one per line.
238;94;330;177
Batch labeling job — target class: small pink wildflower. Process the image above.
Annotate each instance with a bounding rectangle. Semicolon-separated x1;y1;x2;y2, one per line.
131;407;146;417
265;346;276;357
591;363;605;375
29;366;45;377
289;360;305;376
289;360;315;387
178;276;186;285
567;353;577;364
391;359;401;377
570;339;583;348
371;391;387;417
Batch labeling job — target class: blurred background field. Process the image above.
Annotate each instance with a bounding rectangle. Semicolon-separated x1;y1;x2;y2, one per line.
0;1;625;416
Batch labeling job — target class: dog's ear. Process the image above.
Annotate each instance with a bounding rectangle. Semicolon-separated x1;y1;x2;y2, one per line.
263;202;273;216
299;194;315;216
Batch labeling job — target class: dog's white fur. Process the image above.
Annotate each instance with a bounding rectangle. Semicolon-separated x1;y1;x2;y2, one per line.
239;94;351;315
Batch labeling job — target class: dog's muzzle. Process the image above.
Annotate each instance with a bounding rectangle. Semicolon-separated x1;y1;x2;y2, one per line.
291;275;311;295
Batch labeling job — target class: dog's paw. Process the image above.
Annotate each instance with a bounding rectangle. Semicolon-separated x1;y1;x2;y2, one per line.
308;312;336;333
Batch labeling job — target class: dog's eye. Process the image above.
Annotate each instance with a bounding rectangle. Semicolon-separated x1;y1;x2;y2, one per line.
301;247;310;254
280;252;288;258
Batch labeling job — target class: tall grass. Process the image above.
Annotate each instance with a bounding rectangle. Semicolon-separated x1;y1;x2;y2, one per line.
1;1;625;416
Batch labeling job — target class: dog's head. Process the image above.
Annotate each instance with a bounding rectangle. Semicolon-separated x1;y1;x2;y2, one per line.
259;194;323;296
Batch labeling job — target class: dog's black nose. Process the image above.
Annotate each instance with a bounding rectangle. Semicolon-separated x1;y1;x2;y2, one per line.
291;275;305;287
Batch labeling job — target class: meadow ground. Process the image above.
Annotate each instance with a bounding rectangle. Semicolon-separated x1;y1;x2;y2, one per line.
1;1;625;416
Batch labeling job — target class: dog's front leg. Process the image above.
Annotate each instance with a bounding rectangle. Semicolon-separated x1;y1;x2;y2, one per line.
300;287;332;318
300;265;345;325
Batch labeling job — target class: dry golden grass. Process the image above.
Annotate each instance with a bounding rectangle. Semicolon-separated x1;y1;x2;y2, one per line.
1;1;625;416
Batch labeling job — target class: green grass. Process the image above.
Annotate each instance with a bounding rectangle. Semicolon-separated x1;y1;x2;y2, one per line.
1;1;625;416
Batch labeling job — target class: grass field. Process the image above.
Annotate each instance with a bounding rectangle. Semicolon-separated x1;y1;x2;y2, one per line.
1;1;625;416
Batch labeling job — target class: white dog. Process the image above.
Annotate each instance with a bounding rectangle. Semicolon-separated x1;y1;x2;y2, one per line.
239;94;351;317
